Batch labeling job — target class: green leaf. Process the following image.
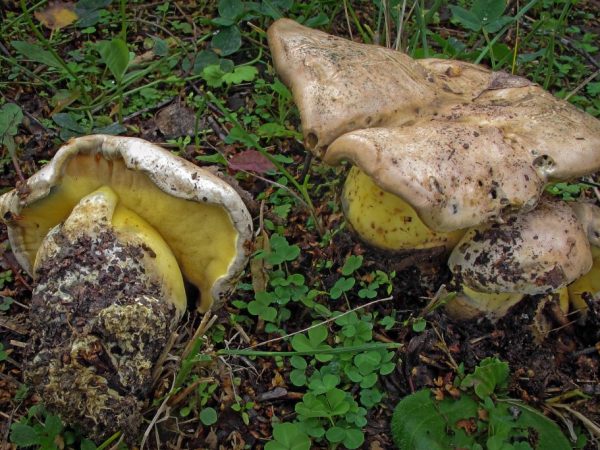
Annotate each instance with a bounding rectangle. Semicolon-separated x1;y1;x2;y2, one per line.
80;439;97;450
200;407;218;425
472;0;506;24
97;38;129;81
412;317;427;333
265;422;311;450
326;389;350;416
290;369;306;386
44;413;63;437
354;351;382;375
484;15;513;33
221;66;258;85
343;428;365;449
391;390;479;449
330;277;355;299
492;401;572;450
0;103;23;138
460;357;509;400
202;64;226;87
257;123;300;139
225;125;259;149
10;423;41;447
266;234;300;265
0;103;23;153
341;255;363;276
11;41;62;69
152;37;169;56
218;0;245;20
449;6;482;31
193;50;220;75
325;426;346;443
212;25;242;57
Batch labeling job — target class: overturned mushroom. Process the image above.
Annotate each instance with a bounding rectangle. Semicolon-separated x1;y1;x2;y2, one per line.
268;19;600;231
0;135;252;440
447;199;592;320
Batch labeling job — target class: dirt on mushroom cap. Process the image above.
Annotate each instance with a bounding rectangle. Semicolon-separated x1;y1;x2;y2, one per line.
449;199;592;295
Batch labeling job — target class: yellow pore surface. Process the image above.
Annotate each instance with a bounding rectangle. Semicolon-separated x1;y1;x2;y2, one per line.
446;284;524;320
112;199;187;314
342;166;465;251
568;246;600;312
18;155;238;311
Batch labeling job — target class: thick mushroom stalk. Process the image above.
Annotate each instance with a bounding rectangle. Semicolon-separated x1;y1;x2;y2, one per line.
268;18;600;231
447;200;593;319
0;135;253;440
28;186;184;440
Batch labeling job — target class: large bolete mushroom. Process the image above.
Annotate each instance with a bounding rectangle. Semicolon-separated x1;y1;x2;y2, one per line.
447;199;593;319
268;19;600;233
267;19;600;320
0;135;252;440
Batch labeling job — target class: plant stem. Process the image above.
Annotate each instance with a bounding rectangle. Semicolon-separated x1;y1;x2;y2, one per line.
218;342;401;357
474;0;540;65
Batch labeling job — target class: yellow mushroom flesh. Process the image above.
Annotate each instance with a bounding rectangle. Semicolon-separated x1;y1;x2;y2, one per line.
568;246;600;312
342;166;465;251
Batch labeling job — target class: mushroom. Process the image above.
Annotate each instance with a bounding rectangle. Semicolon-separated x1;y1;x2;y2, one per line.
0;135;252;440
342;165;464;252
267;19;600;319
267;18;600;232
447;199;593;319
567;202;600;313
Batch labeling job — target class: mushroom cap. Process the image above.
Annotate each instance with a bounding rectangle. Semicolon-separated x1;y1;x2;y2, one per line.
342;166;464;251
569;202;600;247
0;135;253;311
326;123;544;231
267;18;443;157
268;19;600;231
448;199;592;295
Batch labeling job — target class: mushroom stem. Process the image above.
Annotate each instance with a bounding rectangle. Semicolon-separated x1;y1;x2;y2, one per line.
27;186;185;441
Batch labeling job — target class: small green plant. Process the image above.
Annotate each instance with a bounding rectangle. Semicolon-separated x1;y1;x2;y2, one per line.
546;182;589;201
265;422;311;450
9;405;103;450
231;396;255;426
0;270;13;289
391;357;573;449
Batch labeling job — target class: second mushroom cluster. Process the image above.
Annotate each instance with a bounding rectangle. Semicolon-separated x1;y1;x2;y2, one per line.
267;18;600;320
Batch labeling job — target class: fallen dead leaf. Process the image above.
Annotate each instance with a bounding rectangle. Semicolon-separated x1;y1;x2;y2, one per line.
34;2;78;30
229;150;276;173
